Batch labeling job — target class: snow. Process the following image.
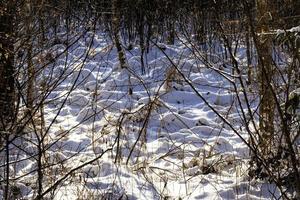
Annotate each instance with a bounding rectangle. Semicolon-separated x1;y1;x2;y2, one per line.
2;30;284;200
289;26;300;33
276;25;300;34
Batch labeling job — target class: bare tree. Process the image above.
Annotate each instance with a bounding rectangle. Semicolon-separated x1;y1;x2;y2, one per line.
255;0;275;155
112;0;128;69
0;1;16;199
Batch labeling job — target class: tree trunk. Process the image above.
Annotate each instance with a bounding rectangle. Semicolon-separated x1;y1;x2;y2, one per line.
256;0;275;155
26;0;35;114
0;1;15;132
0;1;15;199
112;0;128;69
138;13;145;74
27;43;34;112
246;25;252;85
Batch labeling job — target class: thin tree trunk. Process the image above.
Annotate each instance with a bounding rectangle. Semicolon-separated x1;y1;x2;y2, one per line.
0;1;15;199
139;14;145;74
27;43;34;112
112;0;128;69
24;0;35;117
256;0;275;155
246;25;252;85
0;1;15;131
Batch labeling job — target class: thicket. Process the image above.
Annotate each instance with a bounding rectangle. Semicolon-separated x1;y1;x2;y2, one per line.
0;0;299;199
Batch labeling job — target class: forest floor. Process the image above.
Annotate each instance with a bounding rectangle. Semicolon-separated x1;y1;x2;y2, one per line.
15;30;281;199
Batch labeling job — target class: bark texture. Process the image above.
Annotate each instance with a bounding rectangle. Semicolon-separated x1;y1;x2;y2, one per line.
256;0;275;155
0;1;15;131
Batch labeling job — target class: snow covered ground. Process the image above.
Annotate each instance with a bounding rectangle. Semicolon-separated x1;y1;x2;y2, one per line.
6;30;282;199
